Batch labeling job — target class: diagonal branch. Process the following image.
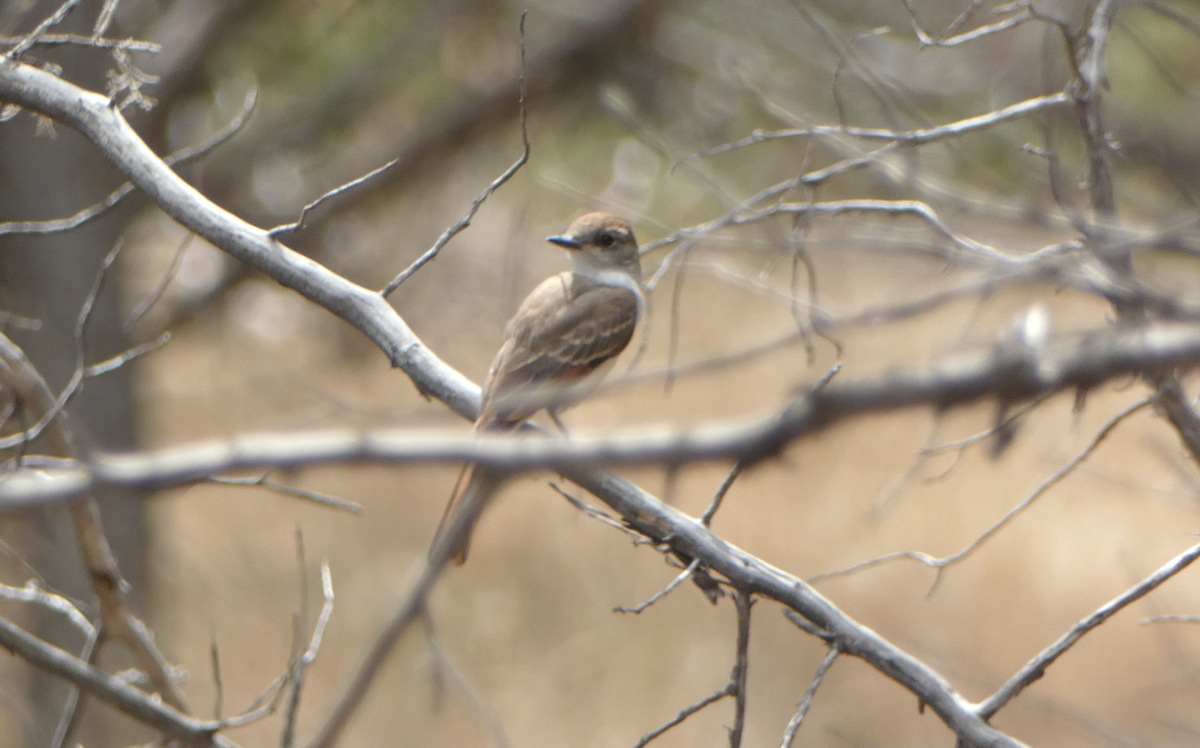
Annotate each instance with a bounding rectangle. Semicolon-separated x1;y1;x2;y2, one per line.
0;52;1029;748
977;539;1200;719
0;614;234;747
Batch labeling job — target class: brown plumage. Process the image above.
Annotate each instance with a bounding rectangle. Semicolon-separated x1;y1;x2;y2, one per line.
432;212;644;564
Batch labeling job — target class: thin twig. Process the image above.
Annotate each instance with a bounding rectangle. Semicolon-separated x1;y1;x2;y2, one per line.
0;614;230;746
551;482;649;543
282;563;333;748
207;474;362;513
0;579;94;636
50;622;103;748
0;90;257;237
1141;615;1200;625
679;92;1070;164
305;460;496;748
779;645;839;748
217;671;291;729
908;2;1036;48
978;539;1200;719
380;11;531;298
210;627;224;721
782;609;834;642
423;618;513;748
0;33;160;52
92;0;120;36
810;398;1153;590
0;311;41;331
615;558;701;614
267;158;399;238
126;232;195;329
729;590;752;748
5;0;83;59
702;462;743;527
0;241;123;452
632;683;737;748
84;332;172;378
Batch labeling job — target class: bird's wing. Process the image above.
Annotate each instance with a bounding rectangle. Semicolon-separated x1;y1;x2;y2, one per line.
480;275;639;426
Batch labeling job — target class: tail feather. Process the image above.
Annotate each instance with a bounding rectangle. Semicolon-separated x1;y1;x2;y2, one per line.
430;462;503;565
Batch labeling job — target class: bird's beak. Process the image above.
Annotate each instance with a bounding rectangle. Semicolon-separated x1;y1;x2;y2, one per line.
547;235;582;250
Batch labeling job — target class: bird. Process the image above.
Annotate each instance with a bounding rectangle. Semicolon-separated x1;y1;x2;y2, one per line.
431;211;645;565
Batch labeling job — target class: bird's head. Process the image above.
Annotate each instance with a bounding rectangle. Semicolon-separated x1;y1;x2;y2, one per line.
547;212;641;277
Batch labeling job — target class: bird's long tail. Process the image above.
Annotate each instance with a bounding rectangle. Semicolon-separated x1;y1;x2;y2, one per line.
430;462;504;565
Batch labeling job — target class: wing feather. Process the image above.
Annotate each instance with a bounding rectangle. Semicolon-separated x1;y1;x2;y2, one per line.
479;273;638;426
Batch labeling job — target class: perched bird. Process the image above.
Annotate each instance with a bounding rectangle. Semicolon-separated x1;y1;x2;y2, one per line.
431;212;644;564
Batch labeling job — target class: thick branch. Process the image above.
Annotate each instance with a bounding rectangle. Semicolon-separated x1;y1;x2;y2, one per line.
0;58;480;419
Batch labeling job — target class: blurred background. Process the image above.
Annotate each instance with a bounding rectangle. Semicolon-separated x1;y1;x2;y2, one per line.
2;0;1200;746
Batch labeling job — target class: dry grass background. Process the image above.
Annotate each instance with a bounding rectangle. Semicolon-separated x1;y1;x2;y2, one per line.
121;195;1200;747
3;0;1200;746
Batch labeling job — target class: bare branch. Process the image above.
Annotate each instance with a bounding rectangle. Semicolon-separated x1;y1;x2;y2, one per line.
1141;615;1200;625
126;232;195;329
977;539;1200;719
0;579;93;636
5;324;1196;508
85;332;172;378
0;60;482;418
380;10;530;298
632;683;736;748
5;0;83;60
282;562;333;748
422;619;513;748
305;469;494;748
906;2;1037;48
0;331;191;714
0;614;233;747
728;591;752;748
680;92;1071;164
811;397;1151;588
559;466;1026;748
0;34;160;53
701;462;743;527
0;89;257;237
207;474;362;514
615;558;701;614
267;158;399;239
780;645;839;748
50;622;103;748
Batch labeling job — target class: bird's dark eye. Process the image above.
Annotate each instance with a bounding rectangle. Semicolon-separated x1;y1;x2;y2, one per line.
597;232;616;247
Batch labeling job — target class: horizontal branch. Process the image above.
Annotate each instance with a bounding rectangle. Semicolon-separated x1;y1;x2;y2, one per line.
683;92;1071;162
5;320;1194;508
0;33;161;53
